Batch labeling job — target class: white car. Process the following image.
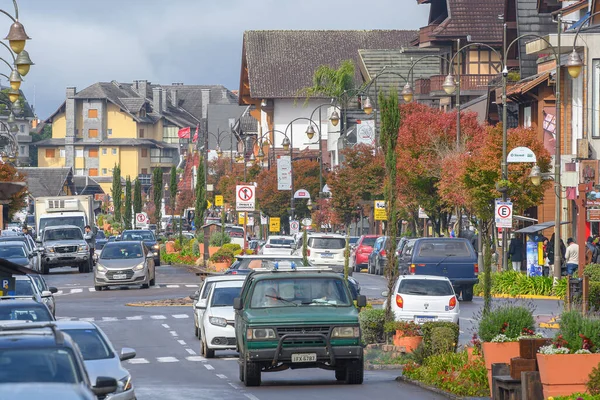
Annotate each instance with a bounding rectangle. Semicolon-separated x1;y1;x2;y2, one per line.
192;275;246;341
292;233;347;273
199;279;244;358
383;275;459;325
259;236;295;255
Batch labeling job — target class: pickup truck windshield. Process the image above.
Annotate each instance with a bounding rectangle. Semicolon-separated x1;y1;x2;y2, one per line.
417;240;471;257
44;228;83;241
39;217;85;233
250;278;351;308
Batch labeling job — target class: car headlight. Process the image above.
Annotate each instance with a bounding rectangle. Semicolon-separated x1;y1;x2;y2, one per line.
331;326;360;338
47;247;54;253
78;245;88;251
152;244;159;250
247;328;276;340
118;375;132;392
209;316;227;327
96;264;107;273
133;263;145;271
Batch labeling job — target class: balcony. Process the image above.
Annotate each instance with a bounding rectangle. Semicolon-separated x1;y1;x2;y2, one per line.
414;78;431;95
150;156;176;166
418;24;438;44
430;74;496;93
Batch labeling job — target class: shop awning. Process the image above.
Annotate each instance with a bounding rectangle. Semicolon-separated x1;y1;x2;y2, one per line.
515;221;570;234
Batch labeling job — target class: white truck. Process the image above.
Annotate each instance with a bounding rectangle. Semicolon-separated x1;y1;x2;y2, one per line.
34;195;96;240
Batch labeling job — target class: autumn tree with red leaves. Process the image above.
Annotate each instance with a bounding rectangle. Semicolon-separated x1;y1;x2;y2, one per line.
0;162;27;220
311;198;340;231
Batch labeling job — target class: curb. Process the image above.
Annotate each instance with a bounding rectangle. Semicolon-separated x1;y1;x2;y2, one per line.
395;376;490;400
365;363;404;371
539;317;560;329
126;303;192;307
476;294;561;300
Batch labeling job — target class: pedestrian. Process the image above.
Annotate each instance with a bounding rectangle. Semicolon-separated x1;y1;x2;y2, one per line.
564;238;579;276
83;225;96;266
508;233;524;272
586;236;598;265
21;226;30;237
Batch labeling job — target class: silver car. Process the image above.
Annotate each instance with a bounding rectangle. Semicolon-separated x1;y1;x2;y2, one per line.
13;275;56;316
55;321;136;400
94;241;156;291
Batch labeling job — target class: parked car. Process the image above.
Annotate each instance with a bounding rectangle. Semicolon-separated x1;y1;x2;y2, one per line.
0;298;54;322
259;236;295;255
56;321;137;399
368;236;401;275
0;383;98;399
367;236;385;275
0;234;42;272
28;274;58;317
0;242;34;269
118;230;160;266
223;255;305;275
353;235;378;272
94;241;156;291
407;238;478;301
14;275;56;316
199;279;244;358
397;238;418;275
383;275;459;324
95;230;108;251
292;233;347;273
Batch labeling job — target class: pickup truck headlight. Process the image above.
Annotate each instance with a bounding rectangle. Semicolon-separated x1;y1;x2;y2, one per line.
209;316;227;327
118;375;132;392
152;244;159;250
46;247;54;253
133;263;145;271
96;264;107;273
247;328;276;340
78;245;88;252
331;326;360;338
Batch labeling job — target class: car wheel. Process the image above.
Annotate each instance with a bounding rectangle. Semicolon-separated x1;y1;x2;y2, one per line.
345;359;364;384
155;258;161;267
150;276;156;286
462;286;474;302
239;362;245;382
335;368;346;381
202;338;215;358
94;286;102;291
244;360;261;387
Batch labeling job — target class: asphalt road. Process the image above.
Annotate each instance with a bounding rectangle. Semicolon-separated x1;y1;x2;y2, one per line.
44;265;447;400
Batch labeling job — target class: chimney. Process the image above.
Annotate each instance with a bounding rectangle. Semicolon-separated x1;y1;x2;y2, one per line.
136;80;148;98
152;87;162;114
201;89;210;119
161;88;168;111
66;87;76;98
222;89;228;100
171;89;178;107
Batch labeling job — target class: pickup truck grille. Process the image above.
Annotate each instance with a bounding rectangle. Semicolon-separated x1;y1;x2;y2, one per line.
55;246;78;253
277;326;331;346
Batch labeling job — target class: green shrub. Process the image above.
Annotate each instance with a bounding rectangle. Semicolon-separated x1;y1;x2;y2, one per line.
588;363;600;395
478;305;535;342
422;322;459;356
431;327;456;355
209;231;231;247
409;342;428;365
584;264;600;282
222;243;242;253
554;394;600;400
474;271;567;298
383;320;422;336
209;247;235;264
359;309;385;345
558;311;600;353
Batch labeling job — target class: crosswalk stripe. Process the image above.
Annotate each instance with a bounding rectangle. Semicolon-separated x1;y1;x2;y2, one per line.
186;356;206;362
166;284;180;288
79;317;94;322
216;374;227;379
88;288;95;292
56;290;63;295
186;348;197;355
128;358;149;364
185;284;199;288
157;357;178;363
169;331;178;337
71;288;83;294
178;340;186;346
171;314;189;319
204;364;214;370
150;315;166;320
126;316;143;320
102;317;118;322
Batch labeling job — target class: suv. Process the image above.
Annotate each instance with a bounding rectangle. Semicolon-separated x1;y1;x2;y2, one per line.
0;322;118;397
292;234;347;273
39;225;91;274
234;266;367;386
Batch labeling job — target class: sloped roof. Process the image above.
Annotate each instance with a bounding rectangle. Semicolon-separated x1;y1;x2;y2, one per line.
119;98;146;114
18;167;73;198
72;176;104;195
506;70;552;98
242;30;418;99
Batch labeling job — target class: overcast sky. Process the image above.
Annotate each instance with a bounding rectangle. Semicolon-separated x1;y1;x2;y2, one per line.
15;0;429;119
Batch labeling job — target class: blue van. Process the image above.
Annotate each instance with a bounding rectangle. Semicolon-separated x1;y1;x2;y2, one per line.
406;237;478;301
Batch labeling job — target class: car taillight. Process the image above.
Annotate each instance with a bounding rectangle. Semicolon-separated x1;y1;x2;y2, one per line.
381;250;386;257
409;264;416;274
395;294;403;309
474;263;479;274
307;249;311;256
449;296;457;310
265;244;271;248
232;271;238;275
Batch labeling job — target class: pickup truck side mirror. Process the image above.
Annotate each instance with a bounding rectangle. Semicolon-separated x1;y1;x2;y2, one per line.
233;297;243;310
356;295;367;308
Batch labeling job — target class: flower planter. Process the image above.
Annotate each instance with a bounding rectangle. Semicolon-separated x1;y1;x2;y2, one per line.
482;341;520;396
467;347;482;362
165;241;176;254
537;353;600;398
209;246;220;257
213;261;229;272
392;333;422;353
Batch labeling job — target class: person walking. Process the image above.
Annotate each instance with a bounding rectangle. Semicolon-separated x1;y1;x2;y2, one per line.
83;225;96;268
586;236;598;265
508;233;524;272
564;238;579;276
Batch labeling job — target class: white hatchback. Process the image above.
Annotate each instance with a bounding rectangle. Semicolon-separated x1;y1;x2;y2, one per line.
259;236;295;256
383;275;459;325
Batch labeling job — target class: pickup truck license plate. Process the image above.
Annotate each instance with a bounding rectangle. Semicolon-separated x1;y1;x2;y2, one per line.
320;253;333;258
112;274;127;280
415;316;435;323
291;353;317;363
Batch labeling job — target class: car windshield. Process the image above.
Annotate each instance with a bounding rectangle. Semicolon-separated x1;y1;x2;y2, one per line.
307;237;346;250
0;348;79;384
44;228;83;241
361;237;377;246
61;329;112;360
268;238;294;246
39;217;84;233
237;258;306;270
15;279;35;296
226;227;244;238
0;305;53;322
122;231;155;241
250;277;351;308
0;245;26;258
398;279;454;296
417;240;471;257
100;243;143;259
210;286;243;307
29;275;45;293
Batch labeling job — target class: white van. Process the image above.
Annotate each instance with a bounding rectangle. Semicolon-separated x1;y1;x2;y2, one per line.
225;225;245;247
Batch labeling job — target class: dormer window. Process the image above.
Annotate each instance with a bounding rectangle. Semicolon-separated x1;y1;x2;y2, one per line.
140;107;146;117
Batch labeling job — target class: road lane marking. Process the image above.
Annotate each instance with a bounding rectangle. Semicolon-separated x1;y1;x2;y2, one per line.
88;288;95;292
126;316;143;320
245;394;260;400
204;364;214;370
157;357;179;363
166;285;180;288
150;315;166;320
56;290;63;295
102;317;118;321
186;356;206;362
71;288;83;294
169;331;178;337
186;284;199;287
161;324;170;329
228;382;238;389
216;374;227;379
178;340;186;346
186;348;197;355
172;314;189;319
79;318;94;322
56;317;73;321
128;358;149;364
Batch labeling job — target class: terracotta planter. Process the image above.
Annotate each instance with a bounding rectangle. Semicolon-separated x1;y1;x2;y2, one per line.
537;353;600;398
213;261;229;272
467;347;482;362
165;241;176;254
209;246;220;257
482;341;520;396
392;334;422;353
198;243;204;255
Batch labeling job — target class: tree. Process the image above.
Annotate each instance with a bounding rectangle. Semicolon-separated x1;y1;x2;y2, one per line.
0;162;27;220
194;156;207;235
299;60;356;101
312;198;339;231
380;89;401;323
169;165;177;216
176;189;195;215
124;176;132;230
111;164;122;223
152;168;162;234
133;179;142;214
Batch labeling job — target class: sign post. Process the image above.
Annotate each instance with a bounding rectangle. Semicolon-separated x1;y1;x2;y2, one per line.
0;275;15;296
135;212;148;228
495;199;513;229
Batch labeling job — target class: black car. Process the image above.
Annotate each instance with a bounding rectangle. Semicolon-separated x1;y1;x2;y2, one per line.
118;230;160;266
0;322;118;397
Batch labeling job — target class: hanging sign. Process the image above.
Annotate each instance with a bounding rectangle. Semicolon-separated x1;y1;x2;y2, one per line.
507;147;536;163
294;189;310;199
277;156;292;191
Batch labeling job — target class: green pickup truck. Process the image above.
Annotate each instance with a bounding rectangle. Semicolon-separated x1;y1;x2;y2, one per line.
233;266;367;387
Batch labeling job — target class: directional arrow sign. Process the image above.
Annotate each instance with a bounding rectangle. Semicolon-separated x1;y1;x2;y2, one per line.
236;185;255;211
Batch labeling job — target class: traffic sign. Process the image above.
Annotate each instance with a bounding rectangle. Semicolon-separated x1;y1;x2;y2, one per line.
374;201;387;221
0;275;15;296
302;218;312;227
238;212;245;225
495;200;513;228
215;195;224;207
290;220;300;234
135;212;148;227
270;217;280;232
236;185;256;211
207;200;213;209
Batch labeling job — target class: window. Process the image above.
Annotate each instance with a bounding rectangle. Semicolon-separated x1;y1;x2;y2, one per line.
162;126;179;144
19;145;25;154
89;148;99;158
467;48;501;75
19;124;24;133
523;106;532;128
141;168;148;174
141;148;148;157
107;129;112;136
59;149;65;158
88;109;98;118
89;129;98;138
102;168;107;175
417;240;471;257
89;168;98;176
75;129;81;138
111;148;117;155
75;149;84;158
45;149;55;158
102;148;107;155
397;279;454;296
75;169;84;176
593;59;600;138
139;128;145;138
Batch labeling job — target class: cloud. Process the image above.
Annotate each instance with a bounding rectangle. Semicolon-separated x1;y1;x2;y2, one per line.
10;0;428;119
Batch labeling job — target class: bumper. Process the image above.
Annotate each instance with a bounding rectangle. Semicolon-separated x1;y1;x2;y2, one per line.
308;259;344;273
205;324;236;350
450;278;478;287
247;345;362;364
44;252;89;265
95;269;148;287
393;310;460;325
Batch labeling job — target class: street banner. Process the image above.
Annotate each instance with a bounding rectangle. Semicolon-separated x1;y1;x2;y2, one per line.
277;156;292;190
357;120;375;146
178;126;191;139
374;201;387;221
270;217;280;232
192;124;199;142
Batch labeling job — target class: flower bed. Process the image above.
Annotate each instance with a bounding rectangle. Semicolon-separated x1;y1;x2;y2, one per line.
473;270;567;298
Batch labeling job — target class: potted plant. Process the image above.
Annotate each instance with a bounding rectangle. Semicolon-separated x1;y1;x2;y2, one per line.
536;311;600;398
209;247;235;272
385;321;422;353
209;232;231;256
478;305;536;395
467;333;482;362
495;179;510;193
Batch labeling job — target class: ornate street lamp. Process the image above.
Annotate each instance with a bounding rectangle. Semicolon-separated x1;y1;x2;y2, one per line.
281;136;290;151
566;49;583;79
329;110;340;127
8;68;21;90
442;74;457;95
305;124;315;140
14;49;32;76
5;20;30;54
401;83;413;103
362;97;373;115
